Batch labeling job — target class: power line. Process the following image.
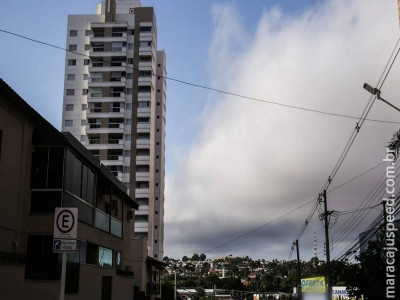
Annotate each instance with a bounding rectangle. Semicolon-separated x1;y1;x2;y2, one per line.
1;29;400;125
294;35;400;261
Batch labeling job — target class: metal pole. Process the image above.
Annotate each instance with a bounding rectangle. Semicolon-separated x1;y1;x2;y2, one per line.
295;240;302;300
59;252;67;300
296;240;301;299
174;273;177;300
323;190;331;300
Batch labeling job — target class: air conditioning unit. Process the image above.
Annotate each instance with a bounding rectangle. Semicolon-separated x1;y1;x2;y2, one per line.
127;209;134;220
112;199;120;210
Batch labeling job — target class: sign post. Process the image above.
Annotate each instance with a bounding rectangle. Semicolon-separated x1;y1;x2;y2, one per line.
53;207;78;300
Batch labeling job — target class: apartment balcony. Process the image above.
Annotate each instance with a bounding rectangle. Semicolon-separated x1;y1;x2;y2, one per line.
85;123;124;134
137;123;151;133
136;172;149;181
89;32;127;43
134;222;149;232
138;61;152;70
101;155;123;165
135;188;149;198
89;48;127;58
89;62;127;73
139;32;153;39
87;94;126;103
137;204;149;211
137;107;151;117
91;22;128;29
88;77;126;88
138;92;151;99
139;46;152;56
137;139;150;147
136;155;150;164
138;76;152;86
86;110;125;119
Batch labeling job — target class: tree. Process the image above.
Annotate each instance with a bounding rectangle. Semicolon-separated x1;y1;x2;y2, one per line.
192;253;200;261
350;227;400;299
199;253;206;261
182;255;189;262
388;129;400;160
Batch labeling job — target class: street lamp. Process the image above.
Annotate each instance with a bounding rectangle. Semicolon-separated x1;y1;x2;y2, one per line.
363;83;400;112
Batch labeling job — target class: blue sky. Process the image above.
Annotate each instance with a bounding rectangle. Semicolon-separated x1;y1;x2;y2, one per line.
1;0;400;261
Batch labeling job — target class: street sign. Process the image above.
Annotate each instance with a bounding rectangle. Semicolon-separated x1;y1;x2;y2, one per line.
54;207;78;239
53;239;77;252
53;207;78;252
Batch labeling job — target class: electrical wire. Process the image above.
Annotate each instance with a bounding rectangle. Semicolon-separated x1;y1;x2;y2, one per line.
0;29;400;125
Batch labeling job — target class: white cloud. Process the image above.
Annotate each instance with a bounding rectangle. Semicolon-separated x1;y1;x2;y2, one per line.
165;0;400;260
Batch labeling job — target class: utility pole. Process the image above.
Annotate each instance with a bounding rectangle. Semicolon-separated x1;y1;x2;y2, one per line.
295;240;302;300
174;273;177;300
322;190;331;300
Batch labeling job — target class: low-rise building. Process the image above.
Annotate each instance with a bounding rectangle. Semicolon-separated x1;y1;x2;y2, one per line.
0;78;164;299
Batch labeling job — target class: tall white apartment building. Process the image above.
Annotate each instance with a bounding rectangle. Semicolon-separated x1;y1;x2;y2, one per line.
61;0;166;260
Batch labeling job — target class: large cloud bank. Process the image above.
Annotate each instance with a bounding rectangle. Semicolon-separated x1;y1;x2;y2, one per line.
165;0;400;260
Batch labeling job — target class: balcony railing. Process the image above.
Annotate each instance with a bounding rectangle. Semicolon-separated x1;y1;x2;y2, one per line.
146;282;161;295
109;123;123;129
0;251;26;265
108;139;122;144
89;139;100;144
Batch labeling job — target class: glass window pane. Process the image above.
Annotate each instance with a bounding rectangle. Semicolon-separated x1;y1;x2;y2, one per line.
47;147;64;188
99;247;113;267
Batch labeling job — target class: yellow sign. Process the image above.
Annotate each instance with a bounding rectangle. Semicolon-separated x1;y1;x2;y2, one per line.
301;277;326;294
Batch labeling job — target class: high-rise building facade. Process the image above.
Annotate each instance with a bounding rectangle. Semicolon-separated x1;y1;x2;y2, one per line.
61;0;165;260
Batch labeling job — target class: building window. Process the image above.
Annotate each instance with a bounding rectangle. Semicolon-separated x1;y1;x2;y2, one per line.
65;120;73;127
138;101;150;108
26;235;59;280
85;44;91;51
155;240;157;243
82;104;87;110
68;59;76;66
124;134;131;141
111;42;124;52
83;74;89;80
127;58;133;64
126;88;132;95
127;73;133;79
89;87;102;97
155;211;158;214
155;225;158;229
84;59;90;65
140;26;152;32
123;166;130;173
136;181;149;188
65;104;74;111
99;247;113;267
67;74;75;81
125;119;131;126
66;89;75;96
128;29;134;35
81;120;86;126
69;45;77;51
80;135;86;141
139;41;151;48
85;30;92;36
125;103;132;110
128;43;133;50
90;72;102;82
82;89;88;95
70;30;78;36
